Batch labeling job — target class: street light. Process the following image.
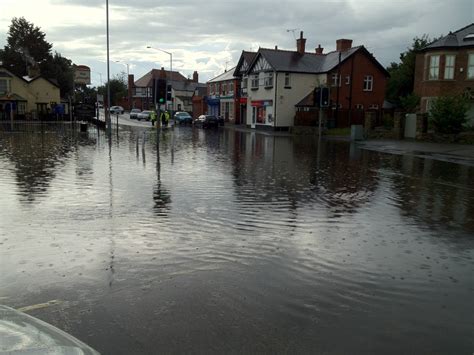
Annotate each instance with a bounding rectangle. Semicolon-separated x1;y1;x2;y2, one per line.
146;46;173;112
114;60;130;77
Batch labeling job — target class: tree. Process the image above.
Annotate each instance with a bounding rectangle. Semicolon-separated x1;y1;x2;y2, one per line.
97;73;127;106
386;35;434;105
0;17;52;77
429;95;470;134
0;17;74;97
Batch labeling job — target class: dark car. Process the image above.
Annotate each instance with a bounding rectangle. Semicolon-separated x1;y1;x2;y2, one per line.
195;115;220;129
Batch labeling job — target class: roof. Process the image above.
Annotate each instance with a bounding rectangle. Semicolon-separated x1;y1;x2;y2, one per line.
247;46;389;77
208;67;237;83
134;69;188;87
0;93;27;101
0;67;60;87
233;51;257;77
423;23;474;50
172;80;206;92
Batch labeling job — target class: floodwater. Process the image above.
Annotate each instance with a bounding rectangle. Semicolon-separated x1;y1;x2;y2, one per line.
0;124;473;354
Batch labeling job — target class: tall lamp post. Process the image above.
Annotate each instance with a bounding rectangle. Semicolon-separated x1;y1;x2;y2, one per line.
146;46;173;113
105;0;111;133
115;60;131;109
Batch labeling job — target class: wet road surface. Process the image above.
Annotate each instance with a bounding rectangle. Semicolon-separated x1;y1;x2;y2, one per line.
0;125;473;354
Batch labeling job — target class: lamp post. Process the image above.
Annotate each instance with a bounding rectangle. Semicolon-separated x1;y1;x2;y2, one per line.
115;60;131;110
105;0;111;133
146;46;173;113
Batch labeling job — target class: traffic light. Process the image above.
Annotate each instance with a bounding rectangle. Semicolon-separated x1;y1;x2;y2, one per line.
153;79;167;104
314;87;329;108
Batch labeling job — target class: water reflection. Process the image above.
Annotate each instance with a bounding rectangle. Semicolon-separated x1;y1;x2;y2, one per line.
0;125;473;354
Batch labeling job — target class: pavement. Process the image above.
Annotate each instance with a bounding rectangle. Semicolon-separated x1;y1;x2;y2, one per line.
356;139;474;167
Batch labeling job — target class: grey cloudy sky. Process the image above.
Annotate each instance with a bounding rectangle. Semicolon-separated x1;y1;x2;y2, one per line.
1;0;473;86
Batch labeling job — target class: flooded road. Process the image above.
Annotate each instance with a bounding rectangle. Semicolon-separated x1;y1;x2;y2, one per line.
0;125;473;354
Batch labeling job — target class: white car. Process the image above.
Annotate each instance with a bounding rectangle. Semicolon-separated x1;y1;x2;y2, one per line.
137;110;152;121
109;106;124;114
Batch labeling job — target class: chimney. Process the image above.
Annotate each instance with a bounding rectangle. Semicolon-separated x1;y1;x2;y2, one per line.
193;71;198;82
315;44;324;55
28;64;40;78
275;45;278;50
159;67;166;80
296;31;306;54
336;39;353;52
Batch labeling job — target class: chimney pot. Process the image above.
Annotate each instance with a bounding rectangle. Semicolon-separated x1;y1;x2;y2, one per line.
315;44;324;55
275;45;278;50
193;71;198;82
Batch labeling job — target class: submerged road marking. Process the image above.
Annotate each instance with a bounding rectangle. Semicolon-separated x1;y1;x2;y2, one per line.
17;299;62;312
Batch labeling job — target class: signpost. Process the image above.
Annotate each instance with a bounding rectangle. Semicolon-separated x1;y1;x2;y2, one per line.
74;65;91;85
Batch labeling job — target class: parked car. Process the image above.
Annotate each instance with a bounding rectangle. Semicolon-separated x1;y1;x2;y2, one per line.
129;108;141;119
137;110;152;121
195;114;220;129
174;111;193;124
109;106;124;114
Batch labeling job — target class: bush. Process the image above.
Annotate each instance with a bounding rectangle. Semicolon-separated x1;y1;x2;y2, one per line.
400;93;420;113
429;95;470;134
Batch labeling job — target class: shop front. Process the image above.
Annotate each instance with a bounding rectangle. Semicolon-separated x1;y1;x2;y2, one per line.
207;97;220;117
250;100;273;129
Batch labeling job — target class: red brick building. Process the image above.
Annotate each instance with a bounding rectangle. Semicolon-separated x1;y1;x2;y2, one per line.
206;69;241;123
414;23;474;121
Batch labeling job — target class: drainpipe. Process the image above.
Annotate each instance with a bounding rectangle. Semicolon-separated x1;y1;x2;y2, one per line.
335;51;341;128
348;55;354;126
274;72;278;129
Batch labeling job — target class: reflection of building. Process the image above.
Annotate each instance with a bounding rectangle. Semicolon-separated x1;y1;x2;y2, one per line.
0;65;61;120
414;23;474;124
207;68;240;123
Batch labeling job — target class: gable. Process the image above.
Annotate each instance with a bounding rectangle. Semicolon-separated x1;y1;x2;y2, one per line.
249;54;273;74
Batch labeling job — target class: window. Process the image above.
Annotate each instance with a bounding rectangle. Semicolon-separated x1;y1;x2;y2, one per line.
264;72;273;88
428;55;440;80
444;55;455;79
363;75;373;91
284;73;290;87
17;102;26;115
368;104;379;110
332;74;341;87
242;78;247;89
345;76;351;85
468;54;474;79
251;74;259;89
222;83;227;95
0;79;9;94
355;104;364;109
331;103;342;109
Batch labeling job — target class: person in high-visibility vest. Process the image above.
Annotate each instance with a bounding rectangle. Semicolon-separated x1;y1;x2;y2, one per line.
150;110;157;126
160;110;167;126
164;111;170;126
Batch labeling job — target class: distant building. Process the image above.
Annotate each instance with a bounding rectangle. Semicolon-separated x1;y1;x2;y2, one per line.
207;68;241;123
0;65;61;120
192;85;207;119
130;68;205;112
414;23;474;124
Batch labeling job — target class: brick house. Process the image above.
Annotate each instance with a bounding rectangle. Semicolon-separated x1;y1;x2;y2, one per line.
242;32;388;130
207;68;240;123
414;23;474;124
130;68;204;113
192;86;207;119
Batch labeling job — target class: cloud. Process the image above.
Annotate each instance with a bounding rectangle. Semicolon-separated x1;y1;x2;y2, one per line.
1;0;473;85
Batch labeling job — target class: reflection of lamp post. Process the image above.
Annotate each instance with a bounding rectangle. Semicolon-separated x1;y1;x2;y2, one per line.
115;60;130;110
146;46;173;113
